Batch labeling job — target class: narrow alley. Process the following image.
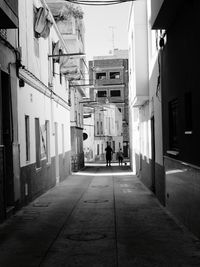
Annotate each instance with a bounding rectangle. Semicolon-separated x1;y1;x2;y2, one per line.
0;165;200;267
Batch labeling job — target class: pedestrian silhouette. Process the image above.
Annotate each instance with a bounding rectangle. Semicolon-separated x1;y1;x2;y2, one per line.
117;148;124;166
105;142;113;166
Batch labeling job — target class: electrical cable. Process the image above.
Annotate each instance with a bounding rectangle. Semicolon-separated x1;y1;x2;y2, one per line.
70;0;129;2
65;0;134;6
66;2;129;6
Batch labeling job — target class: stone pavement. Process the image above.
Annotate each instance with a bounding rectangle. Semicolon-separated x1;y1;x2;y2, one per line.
0;165;200;267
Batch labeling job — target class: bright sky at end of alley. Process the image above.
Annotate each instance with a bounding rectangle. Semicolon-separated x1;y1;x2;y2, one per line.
82;2;130;60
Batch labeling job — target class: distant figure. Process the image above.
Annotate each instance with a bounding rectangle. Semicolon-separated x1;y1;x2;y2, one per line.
118;148;124;166
105;143;113;166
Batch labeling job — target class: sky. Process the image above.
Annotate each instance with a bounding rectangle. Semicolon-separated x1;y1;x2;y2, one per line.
82;2;131;60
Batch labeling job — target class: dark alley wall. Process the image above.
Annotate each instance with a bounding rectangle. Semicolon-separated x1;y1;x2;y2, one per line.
162;1;200;166
161;0;200;238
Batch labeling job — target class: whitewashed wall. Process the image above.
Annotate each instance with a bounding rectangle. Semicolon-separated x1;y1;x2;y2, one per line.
18;0;71;168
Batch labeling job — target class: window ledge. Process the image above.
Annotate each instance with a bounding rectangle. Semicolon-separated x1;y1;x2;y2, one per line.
167;150;179;156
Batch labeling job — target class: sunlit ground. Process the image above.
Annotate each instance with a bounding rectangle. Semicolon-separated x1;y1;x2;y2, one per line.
74;171;135;176
73;161;135;176
85;162;130;167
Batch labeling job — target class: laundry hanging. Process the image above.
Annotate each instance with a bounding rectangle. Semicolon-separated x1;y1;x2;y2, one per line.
34;7;53;39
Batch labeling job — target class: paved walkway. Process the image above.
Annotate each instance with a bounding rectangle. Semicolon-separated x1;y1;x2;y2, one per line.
0;165;200;267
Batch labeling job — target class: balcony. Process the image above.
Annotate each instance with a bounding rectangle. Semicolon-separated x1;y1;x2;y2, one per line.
151;0;182;30
0;0;18;28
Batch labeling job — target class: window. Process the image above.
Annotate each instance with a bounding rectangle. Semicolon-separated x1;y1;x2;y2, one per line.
45;120;51;163
97;144;99;155
185;92;192;133
62;124;65;157
110;72;120;79
35;118;41;168
52;60;55;77
100;121;103;134
96;72;106;80
75;111;77;123
118;108;122;112
97;121;99;135
60;72;62;84
78;113;81;126
110;90;121;97
169;99;178;149
97;90;107;97
25;115;30;162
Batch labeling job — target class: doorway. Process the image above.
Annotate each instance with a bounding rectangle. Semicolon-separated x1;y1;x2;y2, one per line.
0;71;14;215
54;122;59;183
151;116;156;193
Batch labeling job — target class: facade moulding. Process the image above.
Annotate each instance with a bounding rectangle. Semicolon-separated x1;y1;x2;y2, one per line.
19;67;70;111
94;66;125;71
95;84;125;89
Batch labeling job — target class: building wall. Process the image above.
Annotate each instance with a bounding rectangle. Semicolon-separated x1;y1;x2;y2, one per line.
0;5;19;220
17;0;71;208
47;2;86;172
83;113;95;162
89;55;129;157
93;104;123;161
128;0;165;204
71;126;84;171
157;1;200;235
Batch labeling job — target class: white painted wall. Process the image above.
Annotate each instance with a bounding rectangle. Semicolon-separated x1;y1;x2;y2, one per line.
18;0;71;168
83;113;95;161
128;0;163;173
147;0;163;166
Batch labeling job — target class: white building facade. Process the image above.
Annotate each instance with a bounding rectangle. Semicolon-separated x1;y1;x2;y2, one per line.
128;0;165;204
83;110;95;162
18;0;71;205
94;103;123;162
47;1;86;171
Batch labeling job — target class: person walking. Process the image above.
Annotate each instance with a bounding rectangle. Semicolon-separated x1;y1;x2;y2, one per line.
118;148;124;166
105;142;113;166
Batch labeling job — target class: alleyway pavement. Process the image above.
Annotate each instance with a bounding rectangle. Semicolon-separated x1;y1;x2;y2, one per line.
1;165;200;267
